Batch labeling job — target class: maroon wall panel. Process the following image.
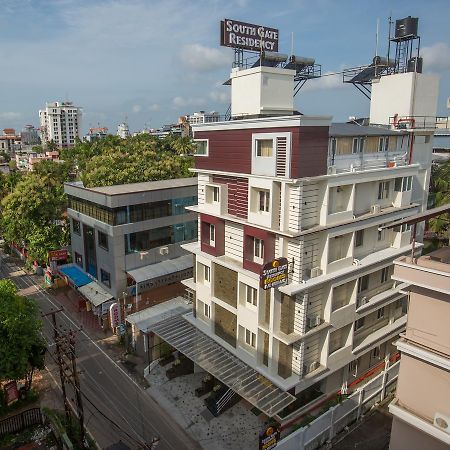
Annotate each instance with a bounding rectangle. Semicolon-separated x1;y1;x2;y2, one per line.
212;175;249;219
291;126;329;178
200;213;225;256
242;225;275;274
195;125;329;179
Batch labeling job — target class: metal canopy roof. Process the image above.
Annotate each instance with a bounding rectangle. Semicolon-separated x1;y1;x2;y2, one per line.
150;314;296;417
78;281;113;307
126;255;193;284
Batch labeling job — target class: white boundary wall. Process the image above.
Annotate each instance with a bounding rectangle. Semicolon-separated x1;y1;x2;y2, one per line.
278;360;400;450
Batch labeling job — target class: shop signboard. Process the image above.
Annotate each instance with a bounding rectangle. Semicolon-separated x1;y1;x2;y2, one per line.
220;19;279;52
4;381;19;405
109;303;121;328
48;249;68;262
260;258;288;290
259;425;280;450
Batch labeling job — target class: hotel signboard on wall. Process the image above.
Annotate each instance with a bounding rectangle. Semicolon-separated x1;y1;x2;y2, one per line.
220;19;279;52
260;257;288;290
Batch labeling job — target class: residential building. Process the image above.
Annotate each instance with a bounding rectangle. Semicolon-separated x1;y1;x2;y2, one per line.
85;127;108;142
188;111;221;125
39;101;82;148
21;125;41;146
146;57;438;420
389;246;450;450
63;178;198;319
117;122;130;139
0;128;22;153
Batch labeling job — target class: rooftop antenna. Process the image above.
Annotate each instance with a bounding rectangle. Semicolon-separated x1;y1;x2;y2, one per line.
375;18;380;57
291;32;294;56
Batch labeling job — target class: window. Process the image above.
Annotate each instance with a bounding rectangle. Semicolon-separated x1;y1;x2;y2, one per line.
204;265;211;283
255;139;273;157
100;269;111;288
98;231;108;250
377;307;385;319
395;176;413;192
371;346;381;359
246;285;257;306
194;140;208;156
352;137;364;154
253;238;264;263
209;224;215;245
329;138;337;158
378;136;389;152
354;317;365;331
75;252;83;267
354;230;364;247
212;186;220;203
357;275;369;293
378;225;385;241
204;303;211;318
381;267;389;283
394;223;411;233
72;219;81;235
378;181;390;200
258;190;270;212
245;329;256;348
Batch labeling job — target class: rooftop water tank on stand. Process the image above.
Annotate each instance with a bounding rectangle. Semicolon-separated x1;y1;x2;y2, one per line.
395;16;419;40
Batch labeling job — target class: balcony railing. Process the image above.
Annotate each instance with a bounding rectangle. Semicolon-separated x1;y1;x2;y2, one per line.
389;115;449;130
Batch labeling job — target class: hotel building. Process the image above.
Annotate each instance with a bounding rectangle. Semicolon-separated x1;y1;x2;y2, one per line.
149;61;438;419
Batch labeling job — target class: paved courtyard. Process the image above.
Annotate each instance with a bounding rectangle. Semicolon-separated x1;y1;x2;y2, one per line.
145;362;269;450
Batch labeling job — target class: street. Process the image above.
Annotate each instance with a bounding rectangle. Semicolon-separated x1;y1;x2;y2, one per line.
0;254;202;450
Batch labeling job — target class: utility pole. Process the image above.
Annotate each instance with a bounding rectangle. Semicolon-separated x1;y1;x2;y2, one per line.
45;309;71;430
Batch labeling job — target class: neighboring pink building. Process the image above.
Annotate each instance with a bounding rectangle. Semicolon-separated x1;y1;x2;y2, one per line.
389;247;450;450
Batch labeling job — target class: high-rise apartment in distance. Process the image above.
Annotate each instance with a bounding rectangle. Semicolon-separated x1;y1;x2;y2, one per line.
39;101;82;148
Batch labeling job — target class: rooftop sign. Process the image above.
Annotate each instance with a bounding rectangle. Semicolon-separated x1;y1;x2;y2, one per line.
260;257;288;290
220;19;279;52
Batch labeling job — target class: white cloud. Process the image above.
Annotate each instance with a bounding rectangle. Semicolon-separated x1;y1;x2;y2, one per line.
132;104;142;113
180;44;231;72
172;96;206;108
421;42;450;72
302;73;344;92
209;90;229;103
148;104;160;111
0;112;21;120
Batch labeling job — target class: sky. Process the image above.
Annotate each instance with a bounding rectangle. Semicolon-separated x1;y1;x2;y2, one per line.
0;0;449;134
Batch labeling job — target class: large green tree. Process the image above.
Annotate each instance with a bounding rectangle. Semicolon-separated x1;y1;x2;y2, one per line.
428;161;450;239
62;134;195;187
1;173;68;263
0;280;46;390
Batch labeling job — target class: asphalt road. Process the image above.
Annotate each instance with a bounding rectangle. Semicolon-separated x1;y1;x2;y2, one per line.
0;254;202;450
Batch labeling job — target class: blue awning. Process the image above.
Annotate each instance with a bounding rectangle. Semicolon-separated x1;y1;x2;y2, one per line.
58;264;92;287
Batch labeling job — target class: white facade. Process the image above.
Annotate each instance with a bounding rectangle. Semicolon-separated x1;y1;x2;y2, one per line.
231;66;295;118
117;122;130;139
39;101;82;148
188;111;220;125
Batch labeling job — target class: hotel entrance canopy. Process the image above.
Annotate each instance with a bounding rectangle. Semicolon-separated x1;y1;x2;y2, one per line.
150;314;296;417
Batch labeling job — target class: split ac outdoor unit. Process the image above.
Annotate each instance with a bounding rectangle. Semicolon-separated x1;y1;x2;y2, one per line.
434;413;450;434
329;166;337;174
126;304;133;311
310;267;322;278
358;296;367;307
371;204;381;214
159;246;169;255
309;361;320;372
308;316;321;329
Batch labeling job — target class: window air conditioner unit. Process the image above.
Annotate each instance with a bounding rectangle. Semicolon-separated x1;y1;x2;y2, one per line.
309;361;320;372
371;204;381;214
310;267;322;278
433;413;450;434
159;246;169;256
